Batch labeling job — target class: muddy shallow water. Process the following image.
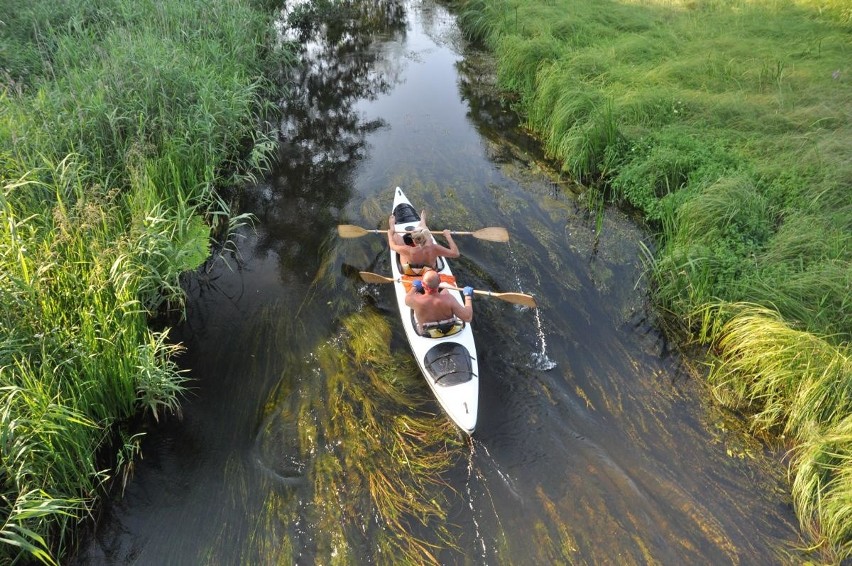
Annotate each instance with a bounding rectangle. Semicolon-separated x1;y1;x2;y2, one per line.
72;1;801;564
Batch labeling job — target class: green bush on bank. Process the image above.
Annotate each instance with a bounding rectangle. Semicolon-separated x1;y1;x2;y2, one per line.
0;0;284;563
454;0;850;560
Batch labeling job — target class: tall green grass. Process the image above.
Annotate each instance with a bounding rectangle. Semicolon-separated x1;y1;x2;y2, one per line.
0;157;190;564
0;0;287;562
699;304;852;561
453;0;851;559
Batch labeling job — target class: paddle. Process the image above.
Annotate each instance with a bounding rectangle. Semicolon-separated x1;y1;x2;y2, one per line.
338;224;509;243
359;271;537;308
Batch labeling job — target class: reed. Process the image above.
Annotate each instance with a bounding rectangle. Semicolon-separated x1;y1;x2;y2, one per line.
701;304;851;435
740;259;852;338
0;158;190;562
3;0;275;193
455;0;510;45
697;302;852;558
0;0;287;562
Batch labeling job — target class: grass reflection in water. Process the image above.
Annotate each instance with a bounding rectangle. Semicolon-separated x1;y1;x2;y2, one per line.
258;309;464;564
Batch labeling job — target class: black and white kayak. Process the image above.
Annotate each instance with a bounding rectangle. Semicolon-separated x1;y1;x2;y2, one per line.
389;187;479;434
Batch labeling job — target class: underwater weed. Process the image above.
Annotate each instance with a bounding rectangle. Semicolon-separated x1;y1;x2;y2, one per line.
280;310;464;564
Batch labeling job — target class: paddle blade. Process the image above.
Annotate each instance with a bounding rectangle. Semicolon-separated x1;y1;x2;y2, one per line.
445;285;537;308
359;271;396;284
338;225;374;238
481;291;537;308
472;227;509;242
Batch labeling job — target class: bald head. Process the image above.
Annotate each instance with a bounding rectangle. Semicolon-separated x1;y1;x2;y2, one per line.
423;270;440;289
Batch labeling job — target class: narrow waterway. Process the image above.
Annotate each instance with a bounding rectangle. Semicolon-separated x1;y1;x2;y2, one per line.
73;1;801;564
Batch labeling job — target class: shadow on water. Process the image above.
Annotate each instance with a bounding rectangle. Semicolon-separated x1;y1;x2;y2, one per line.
72;1;805;564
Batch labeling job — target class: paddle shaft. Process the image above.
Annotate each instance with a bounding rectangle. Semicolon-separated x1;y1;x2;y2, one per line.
338;224;508;242
354;228;479;235
357;271;536;308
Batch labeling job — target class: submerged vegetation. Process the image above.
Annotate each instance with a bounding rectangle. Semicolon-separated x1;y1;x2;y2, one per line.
298;311;464;564
452;0;850;560
256;310;464;564
0;0;286;562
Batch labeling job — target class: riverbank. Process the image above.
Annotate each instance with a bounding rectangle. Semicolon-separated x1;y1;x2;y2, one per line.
450;0;850;561
0;0;288;562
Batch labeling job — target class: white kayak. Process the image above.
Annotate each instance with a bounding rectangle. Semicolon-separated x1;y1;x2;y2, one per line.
388;186;479;434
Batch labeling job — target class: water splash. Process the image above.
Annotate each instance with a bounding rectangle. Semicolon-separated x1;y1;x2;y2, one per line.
505;242;556;371
529;307;556;371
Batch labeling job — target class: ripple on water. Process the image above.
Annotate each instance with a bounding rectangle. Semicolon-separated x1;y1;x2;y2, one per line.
529;351;557;371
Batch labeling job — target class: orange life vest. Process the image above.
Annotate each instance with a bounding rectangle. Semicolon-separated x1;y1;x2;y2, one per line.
401;273;457;293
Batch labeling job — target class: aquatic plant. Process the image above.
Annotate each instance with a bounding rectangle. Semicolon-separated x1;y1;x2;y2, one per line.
260;310;464;564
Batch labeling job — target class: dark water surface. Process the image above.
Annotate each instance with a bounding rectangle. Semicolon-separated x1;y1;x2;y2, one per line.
73;1;801;564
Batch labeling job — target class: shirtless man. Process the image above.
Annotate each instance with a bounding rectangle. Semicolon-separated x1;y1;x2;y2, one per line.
405;270;473;332
388;212;460;274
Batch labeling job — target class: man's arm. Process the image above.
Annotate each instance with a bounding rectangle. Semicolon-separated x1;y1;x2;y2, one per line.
388;236;408;254
404;281;422;308
449;293;473;322
404;291;416;308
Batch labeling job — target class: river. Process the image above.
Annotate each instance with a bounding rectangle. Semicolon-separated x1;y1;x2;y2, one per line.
72;1;801;564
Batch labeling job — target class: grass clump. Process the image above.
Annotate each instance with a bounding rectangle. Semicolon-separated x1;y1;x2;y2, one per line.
453;0;851;559
700;303;852;560
0;158;190;564
0;0;288;562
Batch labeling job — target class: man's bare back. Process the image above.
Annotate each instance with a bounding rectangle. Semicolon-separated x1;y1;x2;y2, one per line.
405;271;473;329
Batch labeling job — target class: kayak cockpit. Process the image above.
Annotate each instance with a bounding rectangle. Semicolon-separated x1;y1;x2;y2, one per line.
395;252;445;275
410;311;465;338
423;342;474;386
392;202;419;224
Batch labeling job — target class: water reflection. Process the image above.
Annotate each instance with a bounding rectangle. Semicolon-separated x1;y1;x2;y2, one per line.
250;0;406;277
